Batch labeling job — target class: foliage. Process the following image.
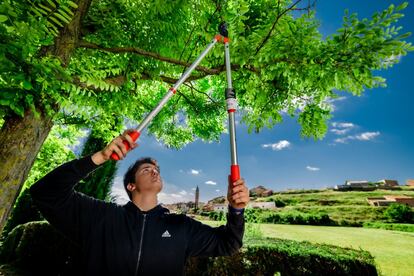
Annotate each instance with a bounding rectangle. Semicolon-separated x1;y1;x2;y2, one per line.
0;221;81;275
263;189;414;225
260;211;334;225
186;237;377;276
1;1;413;144
363;222;414;233
75;129;117;200
383;203;414;223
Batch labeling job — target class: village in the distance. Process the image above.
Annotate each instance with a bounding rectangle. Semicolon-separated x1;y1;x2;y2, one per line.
163;179;414;214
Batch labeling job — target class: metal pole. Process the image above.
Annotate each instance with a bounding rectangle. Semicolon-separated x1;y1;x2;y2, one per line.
111;36;221;160
220;22;240;182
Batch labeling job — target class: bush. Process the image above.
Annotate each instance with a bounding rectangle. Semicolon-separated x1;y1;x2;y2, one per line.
363;222;414;233
1;188;42;242
384;203;414;223
208;211;226;221
260;211;335;226
186;238;378;276
0;221;81;275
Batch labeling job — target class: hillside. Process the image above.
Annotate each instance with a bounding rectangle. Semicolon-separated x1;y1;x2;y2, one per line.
255;187;414;225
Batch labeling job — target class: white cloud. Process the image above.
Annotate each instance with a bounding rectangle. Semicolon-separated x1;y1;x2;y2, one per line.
334;131;380;144
334;137;349;144
205;180;217;185
262;140;291;151
330;122;356;136
306;166;320;171
323;96;347;111
179;190;188;196
171;193;182;198
191;188;196;191
330;128;351;135
332;122;355;128
189;169;200;175
215;189;220;192
179;169;184;173
111;186;129;205
355;131;380;141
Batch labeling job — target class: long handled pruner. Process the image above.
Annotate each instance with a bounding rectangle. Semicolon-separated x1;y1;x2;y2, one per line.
112;23;240;183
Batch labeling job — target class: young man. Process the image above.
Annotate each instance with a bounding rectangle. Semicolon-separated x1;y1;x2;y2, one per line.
30;131;249;275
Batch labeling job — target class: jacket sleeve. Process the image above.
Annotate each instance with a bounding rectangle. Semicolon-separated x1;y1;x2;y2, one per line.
185;211;244;257
30;156;109;244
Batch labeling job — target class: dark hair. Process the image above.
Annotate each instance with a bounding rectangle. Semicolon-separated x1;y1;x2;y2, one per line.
123;157;159;199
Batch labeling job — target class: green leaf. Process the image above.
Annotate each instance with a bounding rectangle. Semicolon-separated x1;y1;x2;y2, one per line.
23;80;33;90
67;1;78;9
0;15;8;23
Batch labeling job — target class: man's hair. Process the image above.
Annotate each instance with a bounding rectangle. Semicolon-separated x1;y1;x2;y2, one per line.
123;157;159;199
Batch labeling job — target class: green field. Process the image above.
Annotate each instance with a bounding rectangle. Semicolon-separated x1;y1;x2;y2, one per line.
259;224;414;276
203;220;414;276
257;188;414;224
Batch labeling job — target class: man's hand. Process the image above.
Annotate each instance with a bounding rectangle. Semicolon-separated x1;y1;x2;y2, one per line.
227;178;250;209
91;130;138;165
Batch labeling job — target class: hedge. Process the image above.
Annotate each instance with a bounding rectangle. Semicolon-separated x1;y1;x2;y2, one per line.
363;222;414;233
0;221;81;275
186;238;378;276
1;221;378;275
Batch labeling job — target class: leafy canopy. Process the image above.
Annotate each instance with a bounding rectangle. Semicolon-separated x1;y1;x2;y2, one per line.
0;0;412;146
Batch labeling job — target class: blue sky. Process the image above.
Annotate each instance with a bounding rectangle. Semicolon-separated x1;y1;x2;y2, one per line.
111;0;414;204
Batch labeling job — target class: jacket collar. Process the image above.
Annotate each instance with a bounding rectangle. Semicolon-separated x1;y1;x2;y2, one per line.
124;201;169;216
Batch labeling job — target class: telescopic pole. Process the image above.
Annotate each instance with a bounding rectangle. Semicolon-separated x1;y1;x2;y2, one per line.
219;22;240;182
111;34;223;160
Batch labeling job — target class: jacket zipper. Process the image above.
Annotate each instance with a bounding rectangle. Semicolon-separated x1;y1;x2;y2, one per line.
135;213;147;276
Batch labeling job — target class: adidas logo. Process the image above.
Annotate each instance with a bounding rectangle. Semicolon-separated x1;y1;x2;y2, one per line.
161;230;171;238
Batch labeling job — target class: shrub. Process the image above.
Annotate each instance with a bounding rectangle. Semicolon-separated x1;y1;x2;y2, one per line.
384;203;414;223
363;222;414;233
0;221;81;275
186;238;378;276
260;211;335;226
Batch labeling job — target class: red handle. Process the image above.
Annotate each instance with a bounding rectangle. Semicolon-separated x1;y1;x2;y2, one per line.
110;131;140;161
230;164;240;183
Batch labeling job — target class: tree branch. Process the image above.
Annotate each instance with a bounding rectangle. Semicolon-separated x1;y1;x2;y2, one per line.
255;0;303;56
78;40;259;75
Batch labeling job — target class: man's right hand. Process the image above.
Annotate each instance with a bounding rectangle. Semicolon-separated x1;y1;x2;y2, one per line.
91;130;138;165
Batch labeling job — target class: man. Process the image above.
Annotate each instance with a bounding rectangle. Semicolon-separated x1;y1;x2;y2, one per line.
30;131;250;275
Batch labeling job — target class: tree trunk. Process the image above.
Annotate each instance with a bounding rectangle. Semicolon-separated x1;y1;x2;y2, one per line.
0;109;53;231
0;0;92;233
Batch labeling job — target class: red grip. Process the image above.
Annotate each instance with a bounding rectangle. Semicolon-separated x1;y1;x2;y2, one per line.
110;131;140;161
230;165;240;183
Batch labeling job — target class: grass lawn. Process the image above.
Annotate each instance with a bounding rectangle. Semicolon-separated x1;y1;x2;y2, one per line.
203;220;414;275
259;224;414;276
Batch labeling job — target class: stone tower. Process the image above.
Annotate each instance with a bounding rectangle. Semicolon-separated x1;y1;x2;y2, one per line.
195;185;199;210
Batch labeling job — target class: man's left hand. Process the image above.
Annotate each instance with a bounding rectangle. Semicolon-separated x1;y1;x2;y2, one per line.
227;178;250;209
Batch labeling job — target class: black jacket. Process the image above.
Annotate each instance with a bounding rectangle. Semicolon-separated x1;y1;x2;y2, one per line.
30;156;244;275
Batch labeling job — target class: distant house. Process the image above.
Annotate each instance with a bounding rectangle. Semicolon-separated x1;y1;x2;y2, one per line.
406;179;414;186
250;185;273;197
334;180;376;191
248;201;276;210
378;179;399;187
367;195;414;207
213;204;228;213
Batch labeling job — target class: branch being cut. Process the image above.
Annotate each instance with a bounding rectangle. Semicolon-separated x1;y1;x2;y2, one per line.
78;40;259;75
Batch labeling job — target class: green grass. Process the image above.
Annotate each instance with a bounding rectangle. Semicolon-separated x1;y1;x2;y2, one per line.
259;188;414;224
259;223;414;276
203;220;414;275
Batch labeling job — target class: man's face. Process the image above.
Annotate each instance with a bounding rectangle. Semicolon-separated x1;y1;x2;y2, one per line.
131;162;163;194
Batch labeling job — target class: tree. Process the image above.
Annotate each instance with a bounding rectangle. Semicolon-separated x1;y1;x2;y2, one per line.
384;203;414;223
75;128;118;200
0;125;84;240
0;0;412;231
